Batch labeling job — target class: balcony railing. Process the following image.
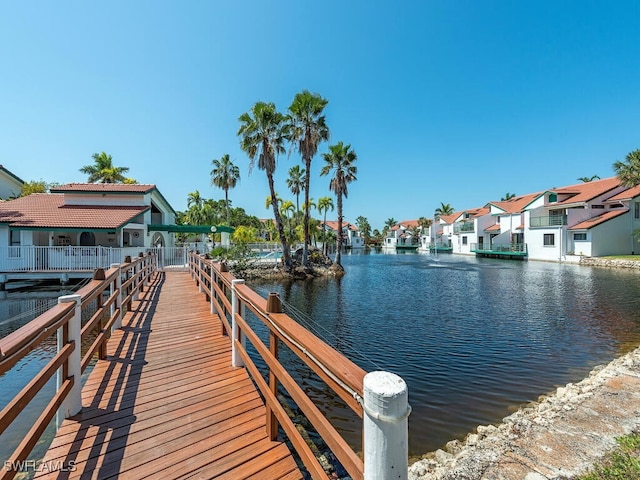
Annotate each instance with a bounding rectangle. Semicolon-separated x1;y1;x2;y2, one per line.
529;215;567;227
471;243;528;253
453;222;475;234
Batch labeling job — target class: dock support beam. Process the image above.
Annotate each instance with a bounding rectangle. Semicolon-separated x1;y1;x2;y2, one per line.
363;371;410;480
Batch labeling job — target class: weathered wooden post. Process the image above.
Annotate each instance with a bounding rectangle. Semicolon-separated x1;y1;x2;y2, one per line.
265;292;282;441
210;262;215;315
57;294;82;428
110;263;123;330
230;279;245;368
363;371;410;480
123;256;132;311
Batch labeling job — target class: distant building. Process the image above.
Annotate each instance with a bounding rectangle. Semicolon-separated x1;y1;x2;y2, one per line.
0;165;25;200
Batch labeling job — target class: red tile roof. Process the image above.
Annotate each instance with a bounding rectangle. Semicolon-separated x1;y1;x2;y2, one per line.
0;194;149;229
552;177;621;205
391;219;420;230
485;223;501;232
438;213;460;225
489;192;543;214
464;207;490;218
569;209;628;230
606;184;640;202
51;183;156;194
321;221;358;232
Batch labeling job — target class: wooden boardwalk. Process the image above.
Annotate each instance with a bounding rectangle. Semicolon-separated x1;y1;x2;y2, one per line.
36;271;302;479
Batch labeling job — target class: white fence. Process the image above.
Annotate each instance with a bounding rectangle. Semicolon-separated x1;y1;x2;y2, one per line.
0;246;191;272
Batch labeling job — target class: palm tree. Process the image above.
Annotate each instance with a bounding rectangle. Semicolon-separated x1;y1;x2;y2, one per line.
577;175;600;183
418;216;432;233
614;149;640;187
318;196;334;255
286;165;306;213
501;193;516;201
280;200;296;240
383;217;396;237
238;102;292;270
210;154;240;226
288;90;330;267
320;141;357;269
434;202;454;218
80;152;130;183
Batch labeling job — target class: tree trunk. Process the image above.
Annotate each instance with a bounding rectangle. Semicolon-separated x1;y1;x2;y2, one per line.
302;156;311;267
335;194;343;267
225;190;230;226
267;173;292;270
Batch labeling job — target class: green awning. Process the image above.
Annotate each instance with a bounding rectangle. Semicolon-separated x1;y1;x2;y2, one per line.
147;224;235;234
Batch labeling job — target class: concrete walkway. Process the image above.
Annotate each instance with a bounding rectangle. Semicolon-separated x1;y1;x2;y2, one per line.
409;346;640;480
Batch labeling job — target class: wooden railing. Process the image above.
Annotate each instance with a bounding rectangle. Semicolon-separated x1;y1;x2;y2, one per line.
0;253;157;480
188;253;410;480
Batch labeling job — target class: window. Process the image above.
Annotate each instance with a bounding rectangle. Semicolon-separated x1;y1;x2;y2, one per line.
573;233;587;241
10;230;20;246
592;205;605;209
543;234;555;246
635;202;640;219
549;193;558;203
462;236;468;245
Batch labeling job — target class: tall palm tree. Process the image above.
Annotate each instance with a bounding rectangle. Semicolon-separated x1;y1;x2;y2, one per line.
614;149;640;187
80;152;130;183
288;90;330;267
286;165;306;213
238;101;292;270
320;141;357;269
318;196;334;255
210;154;240;226
434;202;454;218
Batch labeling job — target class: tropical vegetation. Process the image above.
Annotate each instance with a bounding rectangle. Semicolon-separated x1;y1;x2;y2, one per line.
288;90;330;268
80;152;135;184
320;141;358;269
238;101;293;271
614;149;640;187
210;154;240;226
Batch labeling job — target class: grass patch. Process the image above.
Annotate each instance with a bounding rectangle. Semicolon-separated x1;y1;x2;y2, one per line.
578;432;640;480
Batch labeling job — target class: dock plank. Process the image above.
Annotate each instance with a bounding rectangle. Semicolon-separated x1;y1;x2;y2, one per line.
36;271;302;480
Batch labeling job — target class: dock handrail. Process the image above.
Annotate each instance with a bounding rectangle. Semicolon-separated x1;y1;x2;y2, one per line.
0;253;157;480
189;252;409;480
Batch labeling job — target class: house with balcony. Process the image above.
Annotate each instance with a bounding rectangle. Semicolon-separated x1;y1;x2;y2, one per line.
383;220;421;251
472;192;544;258
524;177;628;262
320;220;365;249
449;207;491;254
0;183;177;274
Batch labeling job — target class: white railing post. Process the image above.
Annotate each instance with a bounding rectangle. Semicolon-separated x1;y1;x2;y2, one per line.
110;263;122;330
231;279;245;367
56;294;82;428
363;371;410;480
210;263;215;315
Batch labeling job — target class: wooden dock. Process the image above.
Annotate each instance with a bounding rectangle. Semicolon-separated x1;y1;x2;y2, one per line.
36;271;302;479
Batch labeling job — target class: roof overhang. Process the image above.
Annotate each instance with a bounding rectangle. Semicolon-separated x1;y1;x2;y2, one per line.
148;224;235;234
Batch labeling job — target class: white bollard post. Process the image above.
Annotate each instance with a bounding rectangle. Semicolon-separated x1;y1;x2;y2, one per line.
363;371;410;480
110;263;122;330
56;294;82;428
231;279;245;367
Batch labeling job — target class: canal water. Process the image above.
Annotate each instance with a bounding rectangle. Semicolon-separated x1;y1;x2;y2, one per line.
2;254;640;464
249;251;640;457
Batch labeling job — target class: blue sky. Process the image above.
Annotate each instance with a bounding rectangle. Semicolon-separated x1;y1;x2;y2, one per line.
1;1;638;230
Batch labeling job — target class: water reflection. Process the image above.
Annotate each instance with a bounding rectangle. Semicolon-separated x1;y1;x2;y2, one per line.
251;253;640;456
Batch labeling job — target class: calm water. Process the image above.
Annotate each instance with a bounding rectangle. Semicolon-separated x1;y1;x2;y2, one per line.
3;256;640;462
249;251;640;456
